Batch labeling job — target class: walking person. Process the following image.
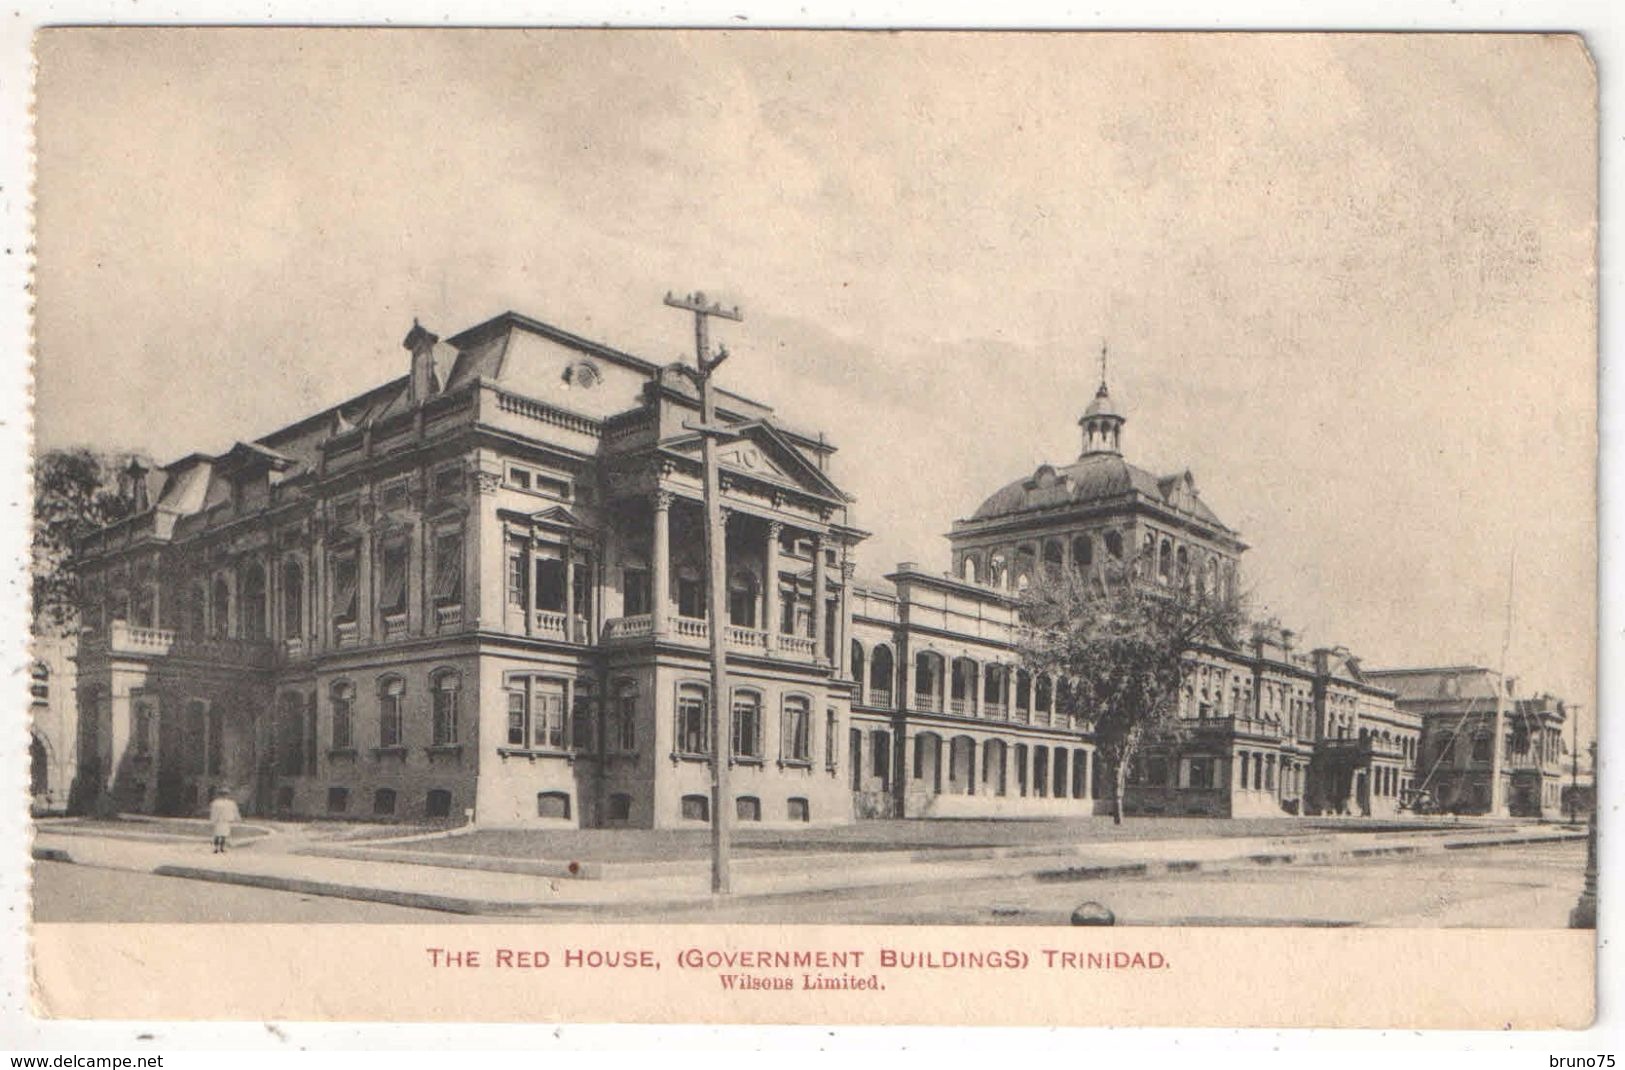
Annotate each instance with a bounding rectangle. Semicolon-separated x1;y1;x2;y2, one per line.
208;788;241;854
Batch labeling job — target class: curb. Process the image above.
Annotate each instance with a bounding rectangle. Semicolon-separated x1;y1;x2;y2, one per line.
149;865;546;916
32;846;72;863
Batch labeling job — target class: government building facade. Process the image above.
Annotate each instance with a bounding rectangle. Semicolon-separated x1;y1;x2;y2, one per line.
68;307;1528;828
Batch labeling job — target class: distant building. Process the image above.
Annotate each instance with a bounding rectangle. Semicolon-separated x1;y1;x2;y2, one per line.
1365;667;1570;817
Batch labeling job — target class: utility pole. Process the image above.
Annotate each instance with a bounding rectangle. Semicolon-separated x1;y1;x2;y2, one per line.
664;290;743;895
1569;704;1582;824
1489;551;1514;817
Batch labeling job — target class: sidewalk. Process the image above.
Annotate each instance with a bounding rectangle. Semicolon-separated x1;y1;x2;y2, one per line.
31;820;1585;917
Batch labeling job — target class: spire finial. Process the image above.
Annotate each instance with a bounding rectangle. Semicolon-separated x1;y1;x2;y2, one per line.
1099;340;1108;387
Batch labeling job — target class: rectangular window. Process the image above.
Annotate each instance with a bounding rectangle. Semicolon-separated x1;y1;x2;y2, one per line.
533;680;566;750
732;693;762;759
781;698;810;763
623;568;649;616
508;466;532;490
507;552;528;607
379;542;409;616
433;466;462;499
332;551;359;623
507;689;527;747
825;710;837;770
432;531;464;604
535;557;567;612
614;685;637;752
132;699;153;758
676;685;709;755
571;686;595;752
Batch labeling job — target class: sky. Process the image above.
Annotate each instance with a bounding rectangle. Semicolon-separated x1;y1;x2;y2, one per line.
32;30;1597;735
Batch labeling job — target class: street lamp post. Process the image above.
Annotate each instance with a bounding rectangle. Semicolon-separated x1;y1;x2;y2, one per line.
664;290;743;895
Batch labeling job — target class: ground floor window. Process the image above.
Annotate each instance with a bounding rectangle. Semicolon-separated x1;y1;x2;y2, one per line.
373;788;397;815
736;796;761;822
681;794;710;822
787;797;810;822
426;789;452;818
537;791;571;819
327;786;349;813
608;793;632;822
508;675;567;749
676;683;709;756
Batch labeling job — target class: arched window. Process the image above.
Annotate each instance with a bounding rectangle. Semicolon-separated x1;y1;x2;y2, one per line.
1176;546;1191;590
728;569;759;628
1035;674;1053;713
680;794;710;822
730;689;762;759
211;576;230;639
1072;535;1093;572
1043;540;1064;580
676;683;709;756
950;657;977;715
982;738;1008;796
240;563;267;640
377;675;405;747
1015;668;1032;717
1105;530;1124;560
913;651;944;712
330;681;355;750
869;645;895;706
989;552;1008;587
1158;539;1173;584
850;640;866;690
431;669;460;746
282;559;304;638
961;555;981;583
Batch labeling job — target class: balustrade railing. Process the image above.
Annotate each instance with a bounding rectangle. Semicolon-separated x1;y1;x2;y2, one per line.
673;616;708;639
985;701;1009;721
726;625;767;649
434;604;464;629
604;614;652;640
535;610;568;639
779;634;817;658
868;687;893;709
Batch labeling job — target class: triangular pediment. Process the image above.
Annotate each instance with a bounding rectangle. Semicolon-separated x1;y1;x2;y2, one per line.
663;421;846;503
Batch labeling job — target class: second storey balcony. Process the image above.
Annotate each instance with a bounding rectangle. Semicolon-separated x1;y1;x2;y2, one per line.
84;619;276;669
601;612;826;665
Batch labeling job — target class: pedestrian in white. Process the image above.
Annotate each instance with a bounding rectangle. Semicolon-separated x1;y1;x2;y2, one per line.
208;789;241;854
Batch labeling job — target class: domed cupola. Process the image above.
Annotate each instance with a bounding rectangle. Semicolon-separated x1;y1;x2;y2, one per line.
1079;380;1124;457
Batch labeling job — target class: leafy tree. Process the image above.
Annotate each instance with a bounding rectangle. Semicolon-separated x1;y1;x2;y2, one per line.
32;447;141;636
1017;552;1247;824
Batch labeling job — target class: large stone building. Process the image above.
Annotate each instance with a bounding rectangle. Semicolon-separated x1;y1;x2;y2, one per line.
1364;666;1570;817
69;308;1443;827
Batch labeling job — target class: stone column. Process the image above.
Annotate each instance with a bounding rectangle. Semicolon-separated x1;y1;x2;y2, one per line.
523;535;536;638
764;521;782;651
564;540;577;643
651;491;672;637
356;517;375;643
838;559;855;678
812;533;828;662
972;663;983;718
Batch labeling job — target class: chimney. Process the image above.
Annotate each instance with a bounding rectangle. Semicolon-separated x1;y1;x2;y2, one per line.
403;319;441;403
124;457;150;512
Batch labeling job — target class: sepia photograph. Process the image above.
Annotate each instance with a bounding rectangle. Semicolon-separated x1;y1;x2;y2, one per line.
22;27;1599;1027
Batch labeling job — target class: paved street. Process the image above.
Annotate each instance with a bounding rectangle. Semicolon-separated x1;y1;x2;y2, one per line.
33;840;1586;927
